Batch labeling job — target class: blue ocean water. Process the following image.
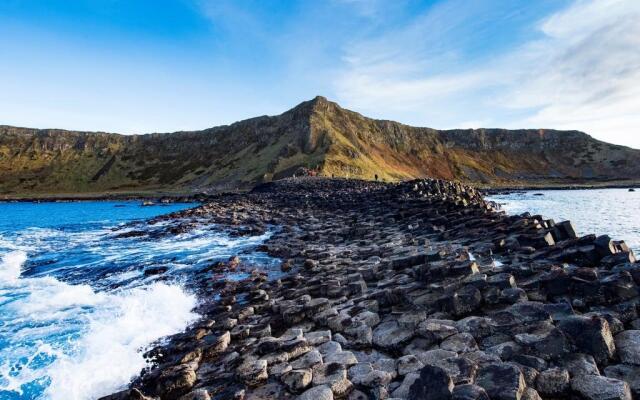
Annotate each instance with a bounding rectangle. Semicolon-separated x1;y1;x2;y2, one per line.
0;201;277;400
486;189;640;252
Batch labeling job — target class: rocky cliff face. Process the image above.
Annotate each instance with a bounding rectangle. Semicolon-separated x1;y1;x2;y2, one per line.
1;96;638;195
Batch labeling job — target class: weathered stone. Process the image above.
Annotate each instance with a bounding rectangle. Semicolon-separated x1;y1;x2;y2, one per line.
291;349;323;369
391;373;419;399
558;315;616;364
520;388;542;400
605;364;640;397
353;311;381;328
324;351;358;367
451;384;489;400
398;311;427;330
297;385;334;400
237;360;268;387
486;341;522;360
203;331;231;359
269;362;293;378
372;320;414;351
455;316;492;339
514;328;571;360
408;365;454;400
305;330;332;346
535;368;569;397
177;389;210;400
560;353;600;377
155;364;198;399
475;362;526;400
486;273;516;290
570;375;632;400
99;388;157;400
443;286;482;316
615;330;640;365
428;356;478;385
282;369;312;393
417;319;458;344
312;363;352;396
318;341;342;356
397;355;424;376
441;333;478;353
347;363;393;387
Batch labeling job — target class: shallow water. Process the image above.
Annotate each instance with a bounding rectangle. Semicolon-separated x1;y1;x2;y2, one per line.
0;201;278;400
486;189;640;252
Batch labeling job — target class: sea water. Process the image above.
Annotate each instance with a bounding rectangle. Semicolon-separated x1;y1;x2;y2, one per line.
486;189;640;252
0;201;277;400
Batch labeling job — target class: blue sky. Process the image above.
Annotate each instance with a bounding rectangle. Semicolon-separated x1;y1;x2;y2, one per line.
0;0;638;148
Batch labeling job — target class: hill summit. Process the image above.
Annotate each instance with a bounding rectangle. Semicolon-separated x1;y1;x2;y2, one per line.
1;96;639;196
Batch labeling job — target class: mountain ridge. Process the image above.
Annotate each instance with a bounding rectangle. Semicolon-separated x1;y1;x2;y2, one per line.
1;96;639;196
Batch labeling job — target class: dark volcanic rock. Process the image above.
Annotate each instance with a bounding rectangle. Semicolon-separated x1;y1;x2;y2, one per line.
99;177;640;400
408;365;454;400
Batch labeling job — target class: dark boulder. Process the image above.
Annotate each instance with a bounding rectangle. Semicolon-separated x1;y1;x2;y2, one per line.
408;365;454;400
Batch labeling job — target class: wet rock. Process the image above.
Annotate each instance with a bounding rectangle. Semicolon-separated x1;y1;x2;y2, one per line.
570;374;632;400
282;369;312;393
614;330;640;365
535;368;569;397
451;384;489;400
408;365;454;400
475;362;526;400
557;315;616;364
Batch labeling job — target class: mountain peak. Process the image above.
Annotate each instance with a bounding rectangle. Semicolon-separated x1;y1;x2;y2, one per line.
1;98;639;196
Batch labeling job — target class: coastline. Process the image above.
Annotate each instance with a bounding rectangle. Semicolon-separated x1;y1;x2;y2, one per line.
3;177;639;203
100;177;640;400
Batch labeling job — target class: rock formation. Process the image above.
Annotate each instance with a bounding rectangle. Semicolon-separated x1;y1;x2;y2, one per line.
101;177;640;400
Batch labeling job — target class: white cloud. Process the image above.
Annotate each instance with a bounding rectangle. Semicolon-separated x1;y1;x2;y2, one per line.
334;0;640;148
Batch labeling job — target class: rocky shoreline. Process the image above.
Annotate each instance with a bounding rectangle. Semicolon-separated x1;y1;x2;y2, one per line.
102;177;640;400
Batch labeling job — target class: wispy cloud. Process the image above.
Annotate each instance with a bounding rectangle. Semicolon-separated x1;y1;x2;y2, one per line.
334;0;640;147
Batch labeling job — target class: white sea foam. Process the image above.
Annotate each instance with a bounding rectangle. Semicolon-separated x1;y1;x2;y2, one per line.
0;250;27;281
44;282;198;400
0;269;198;400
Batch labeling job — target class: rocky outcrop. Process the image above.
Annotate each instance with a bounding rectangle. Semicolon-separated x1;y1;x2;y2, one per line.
100;177;640;400
2;97;640;196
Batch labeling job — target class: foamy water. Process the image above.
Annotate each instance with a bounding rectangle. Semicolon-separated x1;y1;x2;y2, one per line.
0;201;278;400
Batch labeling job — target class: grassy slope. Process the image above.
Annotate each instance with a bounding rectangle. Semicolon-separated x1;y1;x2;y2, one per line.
1;96;639;197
